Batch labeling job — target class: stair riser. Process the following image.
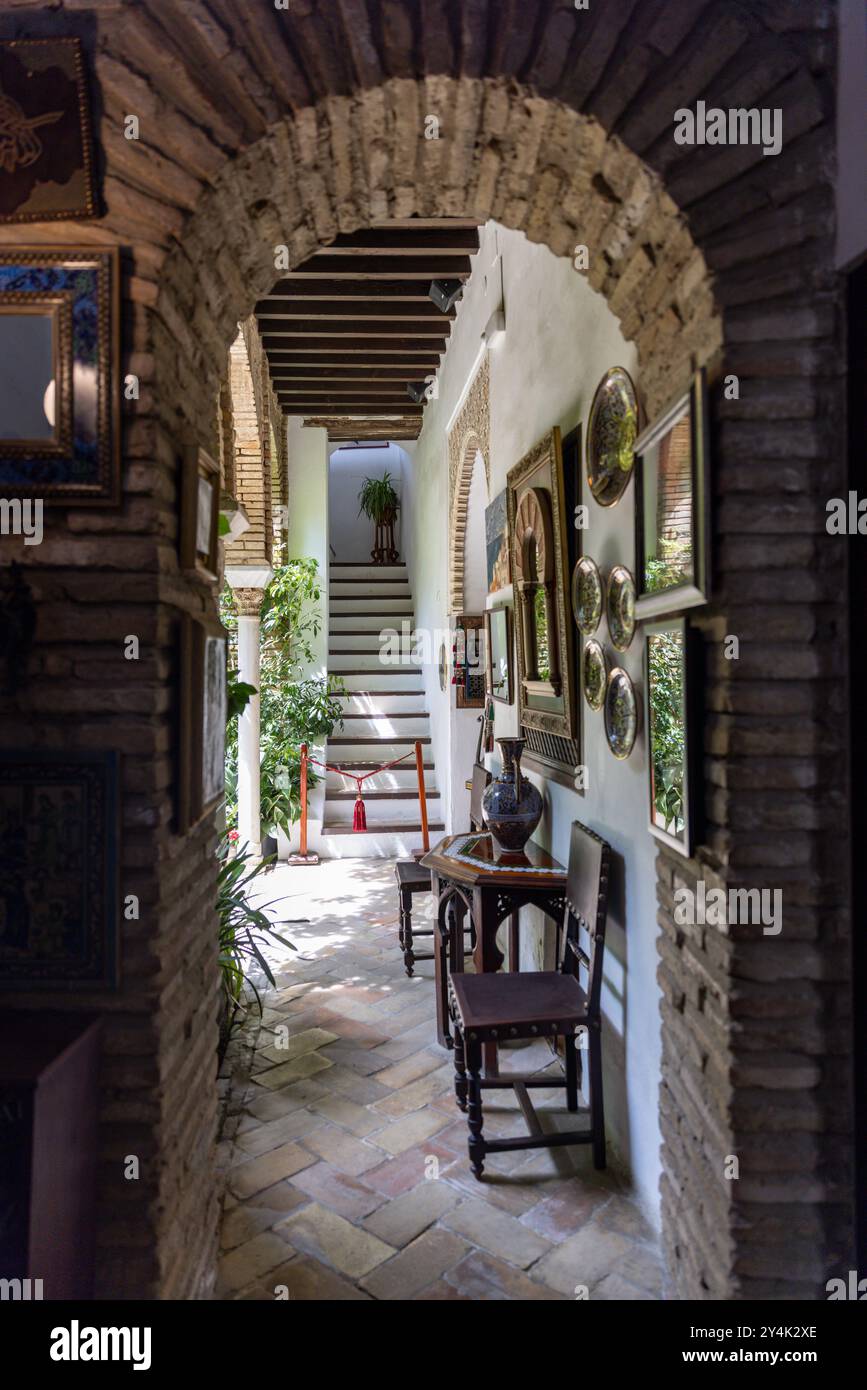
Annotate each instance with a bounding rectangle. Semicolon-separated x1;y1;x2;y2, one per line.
330;582;410;599
330;598;414;615
330;565;406;580
325;768;435;792
326;740;428;761
317;830;436;859
329;632;418;652
329;653;422;673
330;613;416;632
338;693;427;715
336;715;431;738
323;797;442;825
339;672;423;692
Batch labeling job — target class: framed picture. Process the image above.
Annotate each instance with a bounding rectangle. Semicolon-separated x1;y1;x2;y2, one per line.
0;749;119;989
0;247;120;505
484;488;511;593
0;38;98;225
507;427;577;742
180;446;220;582
643;617;701;856
454;614;485;710
485;606;513;705
178;615;228;831
634;370;710;619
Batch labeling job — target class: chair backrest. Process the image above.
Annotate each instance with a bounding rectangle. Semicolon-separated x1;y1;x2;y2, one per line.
469;763;491;831
560;820;611;1019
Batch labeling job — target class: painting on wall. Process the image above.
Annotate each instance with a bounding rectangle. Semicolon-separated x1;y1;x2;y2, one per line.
0;750;119;989
485;488;511;593
0;38;98;224
0;247;119;504
635;370;710;619
644;617;700;855
178;615;228;832
507;427;577;744
180;446;220;582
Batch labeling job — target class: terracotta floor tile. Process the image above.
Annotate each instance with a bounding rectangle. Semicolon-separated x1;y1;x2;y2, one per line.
290;1161;385;1221
277;1203;395;1281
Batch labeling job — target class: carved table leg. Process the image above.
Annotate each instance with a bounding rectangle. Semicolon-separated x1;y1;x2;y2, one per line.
466;1037;485;1179
453;1019;468;1112
472;886;503;1078
401;888;415;977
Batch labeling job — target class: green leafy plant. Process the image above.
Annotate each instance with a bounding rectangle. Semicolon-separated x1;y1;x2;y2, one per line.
644;535;692;595
217;836;303;1020
221;559;344;842
357;470;400;524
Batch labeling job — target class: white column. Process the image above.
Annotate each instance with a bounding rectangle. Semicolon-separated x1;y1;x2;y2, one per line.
225;567;273;858
237;608;262;856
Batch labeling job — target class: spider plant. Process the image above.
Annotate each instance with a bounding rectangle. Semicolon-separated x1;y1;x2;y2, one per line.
357;470;400;524
217;837;305;1021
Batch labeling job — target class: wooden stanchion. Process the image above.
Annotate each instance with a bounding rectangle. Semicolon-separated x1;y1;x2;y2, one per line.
288;741;319;865
414;738;430;860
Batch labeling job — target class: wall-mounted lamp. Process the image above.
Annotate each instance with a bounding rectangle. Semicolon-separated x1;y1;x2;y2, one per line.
429;278;463;313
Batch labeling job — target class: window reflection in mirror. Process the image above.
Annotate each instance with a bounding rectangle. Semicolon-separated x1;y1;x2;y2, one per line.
648;627;686;839
0;311;56;442
641;411;693;596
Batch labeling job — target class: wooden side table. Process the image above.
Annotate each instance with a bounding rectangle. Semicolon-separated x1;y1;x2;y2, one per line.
421;832;567;1076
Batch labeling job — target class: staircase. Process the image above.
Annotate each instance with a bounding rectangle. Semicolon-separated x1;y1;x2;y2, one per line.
321;562;444;858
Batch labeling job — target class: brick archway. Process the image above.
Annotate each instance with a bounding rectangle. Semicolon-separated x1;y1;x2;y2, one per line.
0;1;844;1301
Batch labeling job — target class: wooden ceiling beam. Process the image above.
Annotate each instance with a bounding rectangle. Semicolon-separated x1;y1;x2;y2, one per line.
264;279;440;300
262;335;446;352
261;322;448;338
317;229;478;254
270;368;420;380
255;300;454;320
280;400;423;414
287;256;472;278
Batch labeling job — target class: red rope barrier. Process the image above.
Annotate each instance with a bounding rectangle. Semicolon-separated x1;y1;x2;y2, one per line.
307;747;418;833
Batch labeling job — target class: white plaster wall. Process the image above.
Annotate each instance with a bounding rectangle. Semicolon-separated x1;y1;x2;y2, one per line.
327;441;406;560
403;222;663;1227
284;419;329;855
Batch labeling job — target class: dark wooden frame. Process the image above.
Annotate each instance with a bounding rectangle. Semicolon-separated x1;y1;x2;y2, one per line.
0;247;119;505
178;613;228;832
643;616;702;857
180;445;221;582
485;605;513;705
634;369;711;619
0;38;98;225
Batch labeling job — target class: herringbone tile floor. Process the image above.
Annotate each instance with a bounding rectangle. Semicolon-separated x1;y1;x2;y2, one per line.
216;859;664;1301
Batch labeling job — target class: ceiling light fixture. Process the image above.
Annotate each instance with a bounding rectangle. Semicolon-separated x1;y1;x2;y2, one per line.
407;381;428;403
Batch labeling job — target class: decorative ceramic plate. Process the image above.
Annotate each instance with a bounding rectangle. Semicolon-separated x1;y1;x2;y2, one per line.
571;556;603;634
607;565;637;652
586;367;639;507
604;667;638;760
582;639;608;712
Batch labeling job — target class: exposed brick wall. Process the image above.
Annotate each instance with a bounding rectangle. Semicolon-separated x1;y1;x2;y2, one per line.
0;0;847;1301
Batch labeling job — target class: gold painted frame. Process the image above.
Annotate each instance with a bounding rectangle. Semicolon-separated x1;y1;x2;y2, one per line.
506;427;577;741
0;295;73;457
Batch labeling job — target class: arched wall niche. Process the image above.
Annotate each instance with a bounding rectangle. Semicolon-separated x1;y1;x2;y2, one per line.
0;0;844;1304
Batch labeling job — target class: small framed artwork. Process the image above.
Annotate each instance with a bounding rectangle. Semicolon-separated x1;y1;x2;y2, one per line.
454;614;486;710
0;247;120;505
178;615;228;832
0;38;98;225
180;446;221;582
485;606;513;705
644;617;700;856
485;488;511;594
0;749;120;989
634;369;710;619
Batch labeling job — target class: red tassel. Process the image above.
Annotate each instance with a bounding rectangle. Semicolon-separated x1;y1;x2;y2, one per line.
353;790;367;832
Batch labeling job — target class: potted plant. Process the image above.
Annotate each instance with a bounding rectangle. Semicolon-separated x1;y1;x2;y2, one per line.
358;470;400;564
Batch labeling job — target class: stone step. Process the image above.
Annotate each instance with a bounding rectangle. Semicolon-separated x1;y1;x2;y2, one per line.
317;826;439;859
329;651;421;673
337;690;427;715
330;563;406;579
339;671;424;692
336;714;431;738
330;598;414;615
325;762;435;793
321;820;444;836
330;612;416;632
328;632;419;653
323;793;442;825
330;580;411;599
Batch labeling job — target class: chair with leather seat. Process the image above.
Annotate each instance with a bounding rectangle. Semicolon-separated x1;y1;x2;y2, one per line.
448;819;610;1178
394;763;489;977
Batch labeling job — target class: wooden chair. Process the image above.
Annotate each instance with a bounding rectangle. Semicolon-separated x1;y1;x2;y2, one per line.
395;763;489;977
448;820;610;1178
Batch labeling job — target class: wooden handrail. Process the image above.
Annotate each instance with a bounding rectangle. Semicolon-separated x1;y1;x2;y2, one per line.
415;739;430;853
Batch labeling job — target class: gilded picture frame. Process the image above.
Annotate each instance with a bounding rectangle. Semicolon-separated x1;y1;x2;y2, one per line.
506;427;577;742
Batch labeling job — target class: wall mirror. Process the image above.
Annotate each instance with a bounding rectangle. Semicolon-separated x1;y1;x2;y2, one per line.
0;300;72;456
644;616;699;856
485;606;513;704
635;369;710;619
507;427;576;742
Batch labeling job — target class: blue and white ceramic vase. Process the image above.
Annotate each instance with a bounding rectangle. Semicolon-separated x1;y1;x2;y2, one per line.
482;737;543;854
